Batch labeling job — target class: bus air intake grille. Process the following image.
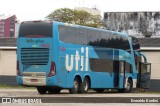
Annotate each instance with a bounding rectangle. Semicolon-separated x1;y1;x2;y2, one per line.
21;48;49;65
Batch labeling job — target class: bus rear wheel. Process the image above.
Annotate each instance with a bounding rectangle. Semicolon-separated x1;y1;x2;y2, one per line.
80;77;90;93
37;86;47;94
69;77;80;94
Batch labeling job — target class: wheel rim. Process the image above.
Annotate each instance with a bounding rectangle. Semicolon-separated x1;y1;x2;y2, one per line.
74;80;79;91
84;80;89;91
126;82;131;91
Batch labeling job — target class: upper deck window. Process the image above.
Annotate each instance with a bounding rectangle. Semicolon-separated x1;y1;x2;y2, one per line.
59;25;130;51
19;21;52;37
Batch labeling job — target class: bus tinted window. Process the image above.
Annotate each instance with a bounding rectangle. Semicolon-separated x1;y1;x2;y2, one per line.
19;22;52;37
125;62;133;73
59;25;130;51
59;26;76;43
110;35;130;50
131;37;140;50
59;25;67;42
75;28;87;45
88;31;130;51
90;58;113;72
68;27;76;43
99;31;110;41
87;30;99;45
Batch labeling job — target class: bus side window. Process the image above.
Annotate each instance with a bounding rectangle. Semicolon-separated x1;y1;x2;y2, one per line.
75;28;87;45
59;26;76;44
87;30;99;46
120;61;124;73
67;27;76;43
59;26;67;42
125;62;133;73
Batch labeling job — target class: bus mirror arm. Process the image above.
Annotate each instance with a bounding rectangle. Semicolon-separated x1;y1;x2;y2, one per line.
139;52;147;63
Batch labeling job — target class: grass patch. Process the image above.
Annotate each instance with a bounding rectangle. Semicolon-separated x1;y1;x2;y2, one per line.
0;84;35;89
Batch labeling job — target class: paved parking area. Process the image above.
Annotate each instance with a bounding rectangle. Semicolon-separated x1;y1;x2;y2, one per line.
0;89;159;106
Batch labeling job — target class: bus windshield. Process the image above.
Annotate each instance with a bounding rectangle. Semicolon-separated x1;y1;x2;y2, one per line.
19;21;52;37
131;36;140;51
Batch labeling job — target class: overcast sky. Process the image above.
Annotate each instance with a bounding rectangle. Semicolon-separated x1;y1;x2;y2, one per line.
0;0;160;21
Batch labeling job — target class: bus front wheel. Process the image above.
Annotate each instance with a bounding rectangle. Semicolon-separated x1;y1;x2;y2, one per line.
69;77;80;94
37;86;47;94
118;79;133;93
125;79;133;93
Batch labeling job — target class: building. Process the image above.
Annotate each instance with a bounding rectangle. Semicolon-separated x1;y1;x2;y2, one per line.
75;7;101;16
0;38;17;85
103;12;160;37
0;15;19;38
138;38;160;91
0;38;160;91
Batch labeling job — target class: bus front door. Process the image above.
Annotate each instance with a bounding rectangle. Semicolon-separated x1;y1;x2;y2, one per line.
113;61;120;88
138;62;151;89
113;61;125;88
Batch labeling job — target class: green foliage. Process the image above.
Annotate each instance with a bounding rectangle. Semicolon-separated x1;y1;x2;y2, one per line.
46;8;103;28
74;10;91;25
47;8;75;23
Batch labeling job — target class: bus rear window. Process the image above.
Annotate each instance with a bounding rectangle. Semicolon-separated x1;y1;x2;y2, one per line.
19;21;52;37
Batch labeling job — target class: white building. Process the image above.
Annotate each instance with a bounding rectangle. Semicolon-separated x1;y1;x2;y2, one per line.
75;7;101;16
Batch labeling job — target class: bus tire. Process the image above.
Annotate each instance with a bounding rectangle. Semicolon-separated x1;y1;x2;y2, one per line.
80;77;90;93
118;79;133;93
125;79;133;93
37;86;47;94
48;88;61;94
93;89;105;93
69;77;80;94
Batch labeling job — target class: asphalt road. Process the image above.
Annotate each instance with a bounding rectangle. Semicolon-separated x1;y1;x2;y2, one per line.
0;89;160;106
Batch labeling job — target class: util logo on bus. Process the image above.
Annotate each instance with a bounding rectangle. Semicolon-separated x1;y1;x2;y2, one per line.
65;47;89;71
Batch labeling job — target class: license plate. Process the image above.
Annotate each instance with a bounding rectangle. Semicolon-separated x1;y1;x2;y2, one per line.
31;79;38;82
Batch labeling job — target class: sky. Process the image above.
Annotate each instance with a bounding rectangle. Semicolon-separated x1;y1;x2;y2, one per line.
0;0;160;21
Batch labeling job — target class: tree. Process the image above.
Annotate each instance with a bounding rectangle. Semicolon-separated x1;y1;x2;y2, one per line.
46;8;103;28
74;10;91;25
47;8;75;23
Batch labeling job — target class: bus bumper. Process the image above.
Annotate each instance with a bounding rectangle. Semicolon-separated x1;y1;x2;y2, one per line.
23;77;46;86
16;76;57;86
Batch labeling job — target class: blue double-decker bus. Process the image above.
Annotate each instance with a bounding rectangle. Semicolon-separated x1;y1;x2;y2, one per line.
17;21;151;94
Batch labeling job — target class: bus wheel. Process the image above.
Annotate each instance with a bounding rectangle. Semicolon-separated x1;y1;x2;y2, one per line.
119;79;133;93
93;89;104;93
69;77;80;94
37;86;47;94
125;79;132;93
48;88;61;94
80;77;90;93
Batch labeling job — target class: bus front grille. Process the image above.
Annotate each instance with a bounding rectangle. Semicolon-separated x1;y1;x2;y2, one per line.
21;48;49;65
